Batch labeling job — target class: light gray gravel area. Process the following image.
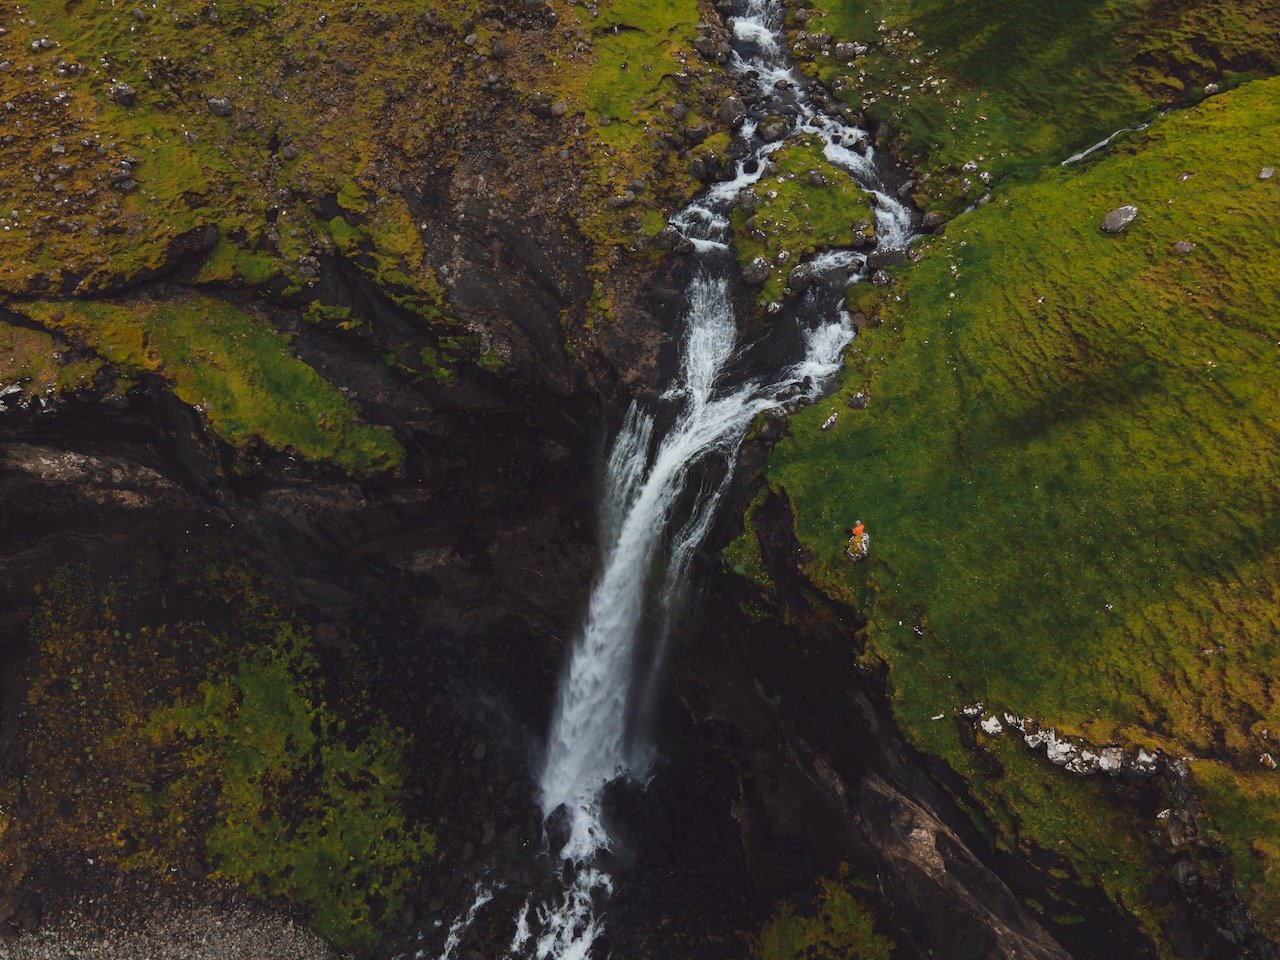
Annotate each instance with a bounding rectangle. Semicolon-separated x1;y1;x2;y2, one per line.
2;899;344;960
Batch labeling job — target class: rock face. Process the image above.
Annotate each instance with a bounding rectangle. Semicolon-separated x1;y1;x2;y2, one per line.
663;491;1152;960
1101;204;1139;234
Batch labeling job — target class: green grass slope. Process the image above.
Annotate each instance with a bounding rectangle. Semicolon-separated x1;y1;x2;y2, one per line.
761;77;1280;943
792;0;1280;211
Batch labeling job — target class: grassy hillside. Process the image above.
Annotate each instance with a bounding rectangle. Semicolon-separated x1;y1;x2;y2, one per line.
791;0;1280;211
0;0;731;469
756;77;1280;944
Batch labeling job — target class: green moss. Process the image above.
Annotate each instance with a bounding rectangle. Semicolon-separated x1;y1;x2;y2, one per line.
3;557;434;951
732;137;876;304
143;628;434;950
23;297;404;474
0;322;102;397
753;875;893;960
798;0;1280;211
766;78;1280;935
724;486;774;589
1193;761;1280;941
193;237;282;287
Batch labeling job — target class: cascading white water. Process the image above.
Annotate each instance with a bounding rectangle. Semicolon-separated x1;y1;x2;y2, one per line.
434;2;915;956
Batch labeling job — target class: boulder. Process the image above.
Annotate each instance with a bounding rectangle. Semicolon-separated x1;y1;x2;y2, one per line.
652;225;682;251
920;211;947;232
867;247;908;271
1100;204;1138;234
1171;240;1195;255
787;262;815;293
717;95;746;127
871;269;892;286
758;119;789;142
207;96;234;117
742;257;771;285
110;82;136;106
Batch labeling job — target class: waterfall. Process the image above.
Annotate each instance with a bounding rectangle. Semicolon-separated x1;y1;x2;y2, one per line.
436;1;915;955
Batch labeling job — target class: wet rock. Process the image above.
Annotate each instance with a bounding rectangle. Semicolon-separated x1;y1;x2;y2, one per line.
652;225;682;251
1100;204;1138;234
742;257;771;285
1171;239;1195;255
867;247;908;271
207;96;234;117
786;262;814;293
110;82;137;106
737;189;759;215
851;219;874;249
717;95;746;127
758;118;789;142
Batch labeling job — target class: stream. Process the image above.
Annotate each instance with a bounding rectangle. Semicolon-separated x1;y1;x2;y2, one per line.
430;2;913;956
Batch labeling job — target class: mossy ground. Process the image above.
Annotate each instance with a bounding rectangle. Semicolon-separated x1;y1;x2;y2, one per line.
793;0;1280;212
0;555;434;951
732;137;875;303
751;871;893;960
0;0;735;463
757;78;1280;943
19;296;403;474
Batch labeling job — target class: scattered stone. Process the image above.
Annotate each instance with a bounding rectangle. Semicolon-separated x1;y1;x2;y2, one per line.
742;257;771;285
609;190;635;208
281;144;299;161
1260;168;1275;181
1203;82;1220;95
550;100;569;117
1171;240;1195;255
670;102;688;121
110;82;136;106
1100;204;1138;234
207;96;234;117
716;95;746;127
